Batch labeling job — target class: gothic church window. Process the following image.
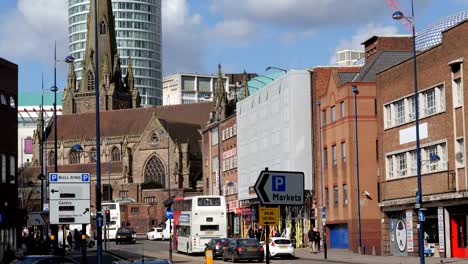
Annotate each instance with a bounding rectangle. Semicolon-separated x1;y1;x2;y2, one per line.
111;146;121;161
48;151;55;166
87;70;95;91
143;155;166;188
69;151;80;164
89;148;97;163
100;20;107;34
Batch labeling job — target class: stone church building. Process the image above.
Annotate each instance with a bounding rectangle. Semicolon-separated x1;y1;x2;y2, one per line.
25;0;213;233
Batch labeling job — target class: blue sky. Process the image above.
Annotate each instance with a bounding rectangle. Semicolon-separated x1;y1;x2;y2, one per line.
0;0;466;95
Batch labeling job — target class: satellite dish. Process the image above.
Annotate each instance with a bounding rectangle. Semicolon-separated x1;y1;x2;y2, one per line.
456;152;464;163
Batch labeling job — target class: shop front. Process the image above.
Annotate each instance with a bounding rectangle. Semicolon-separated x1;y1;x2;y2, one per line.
449;206;468;258
227;200;241;238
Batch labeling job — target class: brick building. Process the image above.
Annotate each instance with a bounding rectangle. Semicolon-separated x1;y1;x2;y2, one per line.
0;58;23;259
312;35;413;254
377;19;468;258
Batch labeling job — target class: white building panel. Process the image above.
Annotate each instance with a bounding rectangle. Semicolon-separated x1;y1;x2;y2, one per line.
237;70;313;201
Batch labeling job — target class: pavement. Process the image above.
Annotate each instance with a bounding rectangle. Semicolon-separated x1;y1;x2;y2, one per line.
293;248;468;264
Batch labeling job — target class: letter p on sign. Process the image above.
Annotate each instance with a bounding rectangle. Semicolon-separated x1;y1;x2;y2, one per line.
272;175;285;191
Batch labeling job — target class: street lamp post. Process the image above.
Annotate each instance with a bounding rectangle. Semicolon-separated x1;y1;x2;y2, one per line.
50;42;75;254
160;130;172;262
317;101;327;260
352;85;362;254
92;0;103;262
392;2;424;263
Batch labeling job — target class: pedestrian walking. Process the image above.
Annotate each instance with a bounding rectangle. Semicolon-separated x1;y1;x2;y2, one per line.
67;232;73;251
73;229;80;250
308;228;314;251
255;227;262;241
313;228;321;253
247;226;255;238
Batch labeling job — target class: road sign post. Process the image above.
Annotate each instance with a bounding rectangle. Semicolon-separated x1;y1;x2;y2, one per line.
254;168;305;264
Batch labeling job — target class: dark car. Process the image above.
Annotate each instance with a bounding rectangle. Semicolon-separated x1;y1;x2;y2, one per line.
223;238;264;263
116;227;136;244
11;255;79;263
204;238;231;259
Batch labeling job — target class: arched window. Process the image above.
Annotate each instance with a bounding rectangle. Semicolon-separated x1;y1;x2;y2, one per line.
48;151;55;166
100;20;107;34
143;155;166;188
69;151;80;164
111;146;120;161
89;148;97;163
87;70;95;91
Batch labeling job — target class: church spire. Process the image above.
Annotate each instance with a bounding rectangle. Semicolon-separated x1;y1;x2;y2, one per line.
216;64;227;120
240;70;249;100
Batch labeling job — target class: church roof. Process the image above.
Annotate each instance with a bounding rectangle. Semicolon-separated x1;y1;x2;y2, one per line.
46;102;212;141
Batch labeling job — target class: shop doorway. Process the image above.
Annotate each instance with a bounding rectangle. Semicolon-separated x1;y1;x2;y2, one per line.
451;215;468;258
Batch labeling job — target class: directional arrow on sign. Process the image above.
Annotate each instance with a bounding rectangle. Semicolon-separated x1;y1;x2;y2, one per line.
254;170;305;206
51;189;59;193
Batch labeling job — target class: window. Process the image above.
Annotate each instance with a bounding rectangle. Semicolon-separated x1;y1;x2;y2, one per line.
131;207;139;213
385;105;392;128
222;129;225;141
144;155;166;188
322;110;327;125
386;142;447;179
48;151;55;166
407;97;416;121
424;89;436;115
340;101;345;118
331;106;336;122
9;96;15;108
100;20;106;34
333;186;339;207
69;151;80;164
323;147;328;167
332;145;337;166
396;101;405;125
343;184;348;206
120;190;128;198
396;153;407;177
456;138;464;167
0;94;6;105
454;78;463;107
87;70;95;91
211;128;219;145
89;148;97;163
325;188;329;208
198;197;221;206
233;125;237;136
1;154;6;183
341;142;346;163
111;147;121;161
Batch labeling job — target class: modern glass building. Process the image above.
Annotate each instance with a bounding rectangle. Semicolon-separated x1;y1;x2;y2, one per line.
68;0;162;105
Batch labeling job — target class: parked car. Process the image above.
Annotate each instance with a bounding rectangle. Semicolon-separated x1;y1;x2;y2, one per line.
62;235;95;249
147;227;165;240
116;227;136;244
223;238;264;263
11;255;79;263
264;237;295;258
204;238;231;259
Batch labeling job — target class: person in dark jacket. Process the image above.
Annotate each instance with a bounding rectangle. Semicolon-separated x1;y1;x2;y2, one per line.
308;228;314;250
67;232;73;251
313;228;321;253
247;226;255;238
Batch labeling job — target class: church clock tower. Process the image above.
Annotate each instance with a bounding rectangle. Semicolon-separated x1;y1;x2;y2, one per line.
62;0;140;114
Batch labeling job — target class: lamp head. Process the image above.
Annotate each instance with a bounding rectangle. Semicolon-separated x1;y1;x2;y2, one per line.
392;11;405;20
71;144;84;152
50;86;58;92
352;85;358;94
65;55;75;63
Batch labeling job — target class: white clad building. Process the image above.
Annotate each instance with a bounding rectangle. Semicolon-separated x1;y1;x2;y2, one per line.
68;0;162;105
236;70;313;201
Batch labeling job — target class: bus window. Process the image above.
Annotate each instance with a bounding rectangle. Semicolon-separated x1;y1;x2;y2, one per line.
103;204;116;210
200;225;219;231
198;198;221;206
176;225;191;236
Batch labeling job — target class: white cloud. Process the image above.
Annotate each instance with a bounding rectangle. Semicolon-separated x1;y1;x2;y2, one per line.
0;0;68;63
329;23;399;64
211;0;388;28
209;19;259;44
279;30;316;46
0;0;207;76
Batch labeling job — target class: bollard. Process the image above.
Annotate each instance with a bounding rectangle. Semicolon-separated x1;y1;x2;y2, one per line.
205;249;213;264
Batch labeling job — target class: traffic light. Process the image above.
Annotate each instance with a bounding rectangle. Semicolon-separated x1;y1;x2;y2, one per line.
105;210;110;223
